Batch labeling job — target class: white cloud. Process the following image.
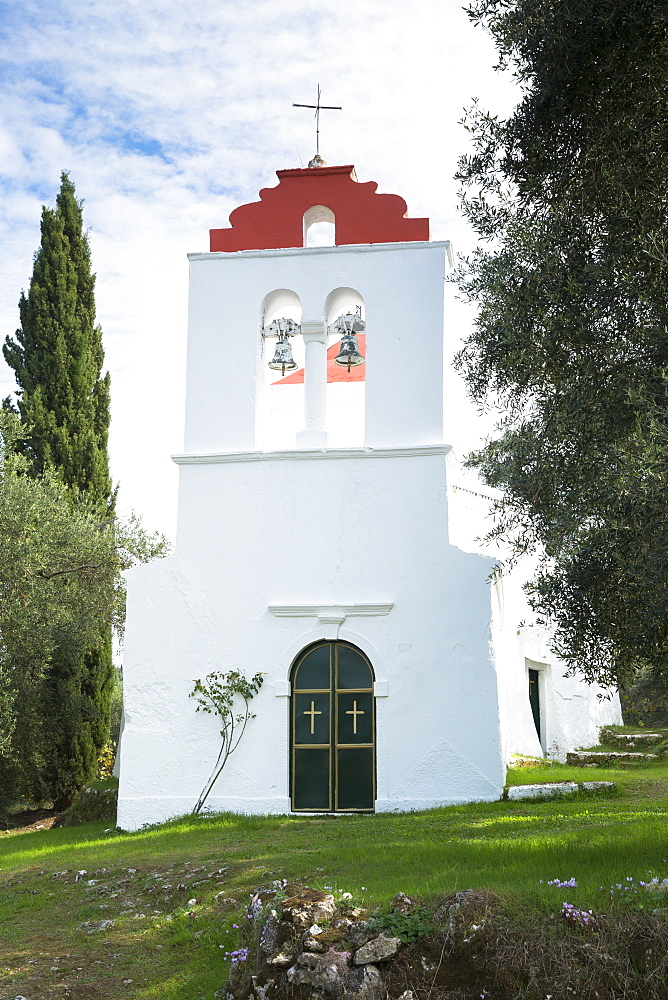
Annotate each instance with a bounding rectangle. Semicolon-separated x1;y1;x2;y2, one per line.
0;0;519;536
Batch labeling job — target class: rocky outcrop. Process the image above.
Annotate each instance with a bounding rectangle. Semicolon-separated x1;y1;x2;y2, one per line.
220;883;409;1000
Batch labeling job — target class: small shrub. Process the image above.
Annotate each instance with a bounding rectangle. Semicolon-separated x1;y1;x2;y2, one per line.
109;666;123;745
608;873;668;916
560;901;597;929
369;905;434;943
190;670;264;814
59;777;118;826
620;666;668;726
97;741;116;778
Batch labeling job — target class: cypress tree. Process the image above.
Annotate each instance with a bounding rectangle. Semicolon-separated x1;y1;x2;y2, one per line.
5;173;112;507
3;173;115;808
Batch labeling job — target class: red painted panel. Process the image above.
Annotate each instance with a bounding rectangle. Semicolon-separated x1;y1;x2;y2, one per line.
210;166;429;251
272;335;367;385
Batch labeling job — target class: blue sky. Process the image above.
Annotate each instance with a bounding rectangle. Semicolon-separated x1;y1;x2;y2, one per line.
0;0;519;536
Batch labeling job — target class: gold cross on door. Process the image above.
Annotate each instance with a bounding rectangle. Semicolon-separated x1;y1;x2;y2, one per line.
304;700;322;735
345;699;364;734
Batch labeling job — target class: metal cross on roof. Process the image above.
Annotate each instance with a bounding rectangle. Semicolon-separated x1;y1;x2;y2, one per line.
293;85;342;160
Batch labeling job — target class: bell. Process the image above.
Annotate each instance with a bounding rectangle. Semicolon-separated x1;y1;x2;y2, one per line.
334;332;365;372
268;334;297;375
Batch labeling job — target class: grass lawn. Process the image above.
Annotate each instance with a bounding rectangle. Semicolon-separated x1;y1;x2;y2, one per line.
1;759;667;999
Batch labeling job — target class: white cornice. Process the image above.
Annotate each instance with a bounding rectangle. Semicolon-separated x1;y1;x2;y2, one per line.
188;240;449;262
172;444;451;466
269;604;393;618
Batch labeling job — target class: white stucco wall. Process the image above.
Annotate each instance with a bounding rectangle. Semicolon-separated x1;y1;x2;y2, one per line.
490;564;622;762
446;463;622;762
117;450;506;830
117;233;621;832
116;239;510;831
182;241;446;454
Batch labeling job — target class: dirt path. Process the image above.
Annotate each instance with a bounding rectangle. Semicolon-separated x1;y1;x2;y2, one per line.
1;807;60;835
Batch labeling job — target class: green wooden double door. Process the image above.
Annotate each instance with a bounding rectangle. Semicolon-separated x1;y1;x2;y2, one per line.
291;641;375;812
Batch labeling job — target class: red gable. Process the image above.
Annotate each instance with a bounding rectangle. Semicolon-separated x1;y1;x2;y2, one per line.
210;165;429;252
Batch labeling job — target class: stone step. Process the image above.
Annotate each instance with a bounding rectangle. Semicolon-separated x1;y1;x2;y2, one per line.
600;729;665;748
506;780;616;801
566;750;660;766
508;755;545;767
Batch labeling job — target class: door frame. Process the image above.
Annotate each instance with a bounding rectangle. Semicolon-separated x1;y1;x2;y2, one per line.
290;639;376;813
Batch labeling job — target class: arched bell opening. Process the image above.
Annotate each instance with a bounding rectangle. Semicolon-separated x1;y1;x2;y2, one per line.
256;288;303;450
303;205;336;247
290;640;376;812
324;287;366;447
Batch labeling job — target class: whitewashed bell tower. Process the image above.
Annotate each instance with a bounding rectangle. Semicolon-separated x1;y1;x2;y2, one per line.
116;162;509;831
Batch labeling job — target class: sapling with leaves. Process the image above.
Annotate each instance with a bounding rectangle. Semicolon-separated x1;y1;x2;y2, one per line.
190;670;264;814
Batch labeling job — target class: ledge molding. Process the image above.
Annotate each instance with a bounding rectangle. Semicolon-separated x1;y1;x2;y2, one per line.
173;444;450;466
269;603;393;619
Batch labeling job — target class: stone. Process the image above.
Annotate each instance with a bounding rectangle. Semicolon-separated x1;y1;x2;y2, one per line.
214;893;240;911
390;892;415;913
567;751;659;766
267;950;295;968
303;935;327;952
341;963;384;1000
354;934;401;964
318;947;352;976
434;888;497;946
345;921;374;948
258;911;298;967
251;977;275;1000
309;926;349;948
508;755;544;767
248;882;304;920
507;782;578;800
223;885;392;1000
600;729;663;747
281;888;337;929
79;919;114;933
580;781;617;792
287;948;352;996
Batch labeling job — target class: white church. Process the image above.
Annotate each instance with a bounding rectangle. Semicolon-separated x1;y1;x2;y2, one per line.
116;160;621;831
